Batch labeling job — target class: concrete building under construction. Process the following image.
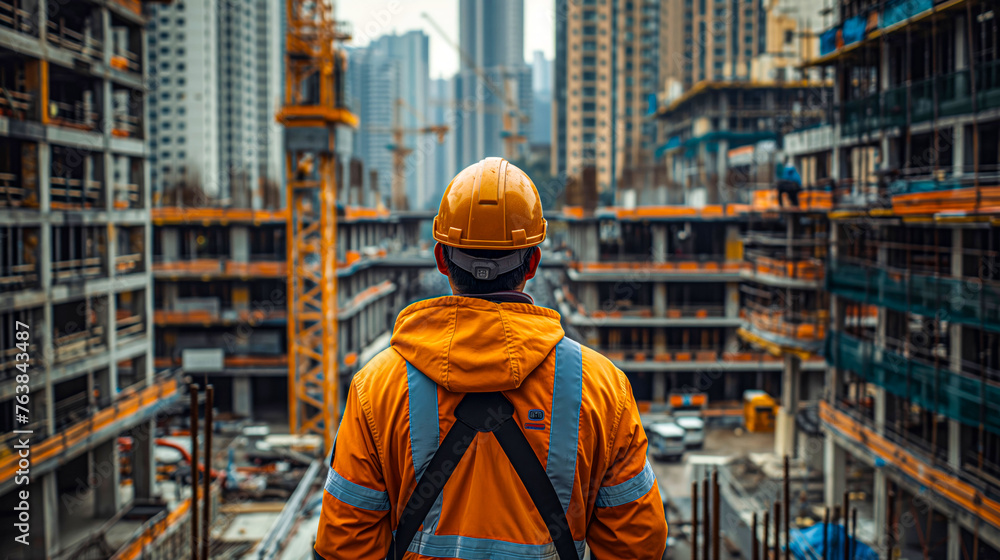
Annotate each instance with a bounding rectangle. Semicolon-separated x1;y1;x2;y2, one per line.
0;0;169;557
795;0;1000;554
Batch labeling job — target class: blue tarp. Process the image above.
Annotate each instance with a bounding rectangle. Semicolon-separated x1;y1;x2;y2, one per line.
789;524;879;560
820;27;839;56
882;0;932;28
842;16;867;45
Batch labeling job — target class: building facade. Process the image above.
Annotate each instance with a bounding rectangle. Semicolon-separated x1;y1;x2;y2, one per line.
0;2;165;557
552;0;661;199
346;31;433;210
145;0;284;208
455;0;533;167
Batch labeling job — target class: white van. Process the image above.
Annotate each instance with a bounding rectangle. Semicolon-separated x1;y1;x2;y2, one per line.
675;415;706;449
645;418;687;461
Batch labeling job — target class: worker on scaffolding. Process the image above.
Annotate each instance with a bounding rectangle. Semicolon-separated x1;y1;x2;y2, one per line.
777;156;803;207
314;157;668;559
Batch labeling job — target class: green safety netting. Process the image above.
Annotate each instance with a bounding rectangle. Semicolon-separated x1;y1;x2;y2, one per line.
826;331;1000;436
828;260;1000;334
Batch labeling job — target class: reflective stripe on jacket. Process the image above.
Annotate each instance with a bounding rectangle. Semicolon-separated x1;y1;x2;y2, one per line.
314;295;668;559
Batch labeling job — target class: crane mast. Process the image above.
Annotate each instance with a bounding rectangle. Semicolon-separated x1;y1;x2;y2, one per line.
278;0;356;452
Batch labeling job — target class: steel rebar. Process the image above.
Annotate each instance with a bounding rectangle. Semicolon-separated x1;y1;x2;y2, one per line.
763;510;770;560
823;507;830;560
784;455;790;560
189;383;199;560
692;480;699;560
774;501;781;560
703;477;711;560
843;493;850;560
202;385;213;560
712;470;720;560
752;512;759;560
851;508;858;560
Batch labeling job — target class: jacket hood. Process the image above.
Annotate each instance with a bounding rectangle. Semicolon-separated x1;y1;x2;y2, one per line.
390;295;565;392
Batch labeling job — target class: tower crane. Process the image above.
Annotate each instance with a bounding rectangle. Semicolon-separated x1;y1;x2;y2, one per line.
367;98;448;211
420;12;528;160
279;0;355;453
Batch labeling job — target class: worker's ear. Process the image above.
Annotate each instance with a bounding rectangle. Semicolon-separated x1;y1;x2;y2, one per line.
434;243;450;276
523;247;541;281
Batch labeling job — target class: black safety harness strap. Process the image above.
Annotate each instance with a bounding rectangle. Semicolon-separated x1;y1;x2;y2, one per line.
388;391;578;560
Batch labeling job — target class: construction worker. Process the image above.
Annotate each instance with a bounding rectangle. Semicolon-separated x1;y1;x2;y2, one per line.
777;156;802;207
315;157;668;559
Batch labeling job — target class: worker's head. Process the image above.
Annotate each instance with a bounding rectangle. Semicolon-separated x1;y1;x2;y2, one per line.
432;157;546;295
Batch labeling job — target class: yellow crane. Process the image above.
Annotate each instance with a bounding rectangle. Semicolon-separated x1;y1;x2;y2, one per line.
420;12;528;160
367;98;448;211
279;0;355;453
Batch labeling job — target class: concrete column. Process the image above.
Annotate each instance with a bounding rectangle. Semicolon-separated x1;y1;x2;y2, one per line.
776;354;800;458
233;376;252;418
948;519;961;560
724;282;739;318
581;283;599;314
93;438;121;517
132;419;155;501
873;469;888;547
874;385;887;436
24;472;59;558
653;282;667;316
651;224;667;263
583;222;600;262
231;226;249;262
652;372;667;404
161;228;179;261
652;331;667;365
953;124;965;177
824;437;846;509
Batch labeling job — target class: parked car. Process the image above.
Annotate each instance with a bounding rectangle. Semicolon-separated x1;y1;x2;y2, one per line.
645;417;687;461
674;415;705;449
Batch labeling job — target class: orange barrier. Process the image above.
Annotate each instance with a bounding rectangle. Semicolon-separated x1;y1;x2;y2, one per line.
0;378;179;485
343;280;394;310
152;259;222;275
572;260;743;274
752;189;832;212
891;186;1000;216
154;355;288;368
154;309;286;325
745;309;828;341
343;206;391;221
820;401;1000;529
151;207;289;224
746;256;825;281
224;261;286;277
558;205;750;220
603;349;788;363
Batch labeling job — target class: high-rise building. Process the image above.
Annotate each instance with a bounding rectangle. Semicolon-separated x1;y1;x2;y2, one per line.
145;0;284;207
346;31;431;210
428;76;458;205
454;0;533;167
530;50;552;146
552;0;662;198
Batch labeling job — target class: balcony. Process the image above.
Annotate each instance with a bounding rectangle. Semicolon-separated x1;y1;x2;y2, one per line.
0;376;181;487
0;0;36;36
825;331;1000;436
112;88;142;138
743;252;825;288
0;309;41;381
46;7;103;63
0;226;39;291
52;324;106;363
152;257;287;278
151;206;289;225
820;400;1000;526
154;308;287;326
569;256;743;281
828;258;1000;331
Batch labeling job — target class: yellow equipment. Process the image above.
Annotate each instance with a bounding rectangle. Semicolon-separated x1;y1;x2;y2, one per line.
279;0;356;453
432;157;546;250
743;390;777;433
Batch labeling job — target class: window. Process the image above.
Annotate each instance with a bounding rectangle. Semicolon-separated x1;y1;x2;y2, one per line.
176;18;185;25
582;102;596;111
161;107;171;114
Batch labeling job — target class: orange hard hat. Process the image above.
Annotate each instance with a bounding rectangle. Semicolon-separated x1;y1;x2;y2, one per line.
433;157;546;250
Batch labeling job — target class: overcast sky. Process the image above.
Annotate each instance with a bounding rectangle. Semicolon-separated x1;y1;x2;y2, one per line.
337;0;555;79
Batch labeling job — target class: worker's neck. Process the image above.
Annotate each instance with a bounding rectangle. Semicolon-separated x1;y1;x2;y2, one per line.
455;290;534;305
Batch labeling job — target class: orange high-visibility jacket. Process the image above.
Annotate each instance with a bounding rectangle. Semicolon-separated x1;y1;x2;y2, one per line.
315;296;668;559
